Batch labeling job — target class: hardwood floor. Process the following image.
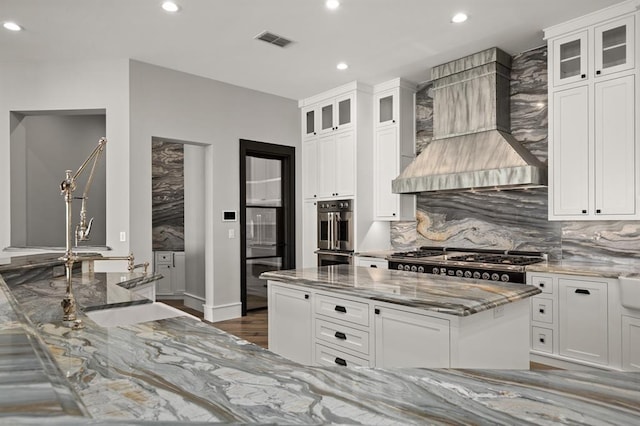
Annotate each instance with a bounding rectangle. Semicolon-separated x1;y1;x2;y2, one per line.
159;299;557;369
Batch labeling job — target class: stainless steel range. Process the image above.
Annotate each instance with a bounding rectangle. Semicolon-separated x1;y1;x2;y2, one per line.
387;247;547;284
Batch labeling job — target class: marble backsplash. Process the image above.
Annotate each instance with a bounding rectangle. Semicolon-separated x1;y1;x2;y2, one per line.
152;140;184;251
392;46;640;265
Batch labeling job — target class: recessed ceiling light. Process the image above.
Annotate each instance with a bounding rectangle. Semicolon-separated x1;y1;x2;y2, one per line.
451;13;468;23
336;62;348;70
3;22;22;31
326;0;340;10
162;1;180;13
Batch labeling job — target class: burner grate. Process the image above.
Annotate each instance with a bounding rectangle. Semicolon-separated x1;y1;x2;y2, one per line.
447;254;543;266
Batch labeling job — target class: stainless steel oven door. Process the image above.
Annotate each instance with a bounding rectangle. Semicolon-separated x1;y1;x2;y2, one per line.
317;250;352;266
334;210;354;251
317;211;333;250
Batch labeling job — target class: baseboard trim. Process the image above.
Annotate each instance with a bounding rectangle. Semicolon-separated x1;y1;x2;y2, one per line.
183;292;205;313
530;352;618;371
203;302;242;322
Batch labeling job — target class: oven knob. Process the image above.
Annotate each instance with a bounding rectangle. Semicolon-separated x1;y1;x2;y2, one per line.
417;266;425;273
397;264;404;270
339;202;344;208
464;271;472;278
411;265;417;272
456;270;463;277
441;268;447;275
501;274;510;282
491;273;500;281
432;267;439;274
482;272;490;280
473;271;481;279
404;265;411;271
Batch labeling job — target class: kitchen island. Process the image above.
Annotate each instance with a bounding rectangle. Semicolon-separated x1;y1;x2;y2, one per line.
262;265;542;369
1;254;639;424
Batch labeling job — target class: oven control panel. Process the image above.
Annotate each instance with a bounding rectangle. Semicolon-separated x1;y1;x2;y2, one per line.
388;261;525;284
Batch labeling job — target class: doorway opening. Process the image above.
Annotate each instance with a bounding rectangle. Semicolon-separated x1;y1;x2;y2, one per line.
240;140;295;315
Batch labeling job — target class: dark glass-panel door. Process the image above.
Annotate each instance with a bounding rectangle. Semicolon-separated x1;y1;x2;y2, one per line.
245;156;283;310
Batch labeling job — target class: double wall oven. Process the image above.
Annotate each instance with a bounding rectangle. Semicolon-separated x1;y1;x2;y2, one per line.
317;199;354;266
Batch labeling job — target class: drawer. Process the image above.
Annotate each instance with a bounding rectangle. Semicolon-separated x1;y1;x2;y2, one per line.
315;294;369;327
355;257;388;269
530;275;553;294
531;326;553;353
531;297;554;324
314;343;371;368
315;319;370;356
155;251;173;264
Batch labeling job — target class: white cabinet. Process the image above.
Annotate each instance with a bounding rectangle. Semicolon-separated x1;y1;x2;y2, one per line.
622;315;640;370
546;6;639;220
268;283;312;364
302;200;317;268
354;256;388;269
374;305;449;368
316;130;355;198
318;92;354;135
131;282;156;301
302;138;318;199
154;251;185;297
558;278;609;365
373;79;415;221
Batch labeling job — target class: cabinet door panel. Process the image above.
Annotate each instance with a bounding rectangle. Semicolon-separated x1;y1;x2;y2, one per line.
317;134;337;198
302;201;317;268
553;31;588;86
558;279;608;364
155;263;173;295
302;138;318;199
374;306;449;368
622;315;640;371
334;131;355;197
594;75;636;215
374;126;399;219
552;86;590;216
595;15;635;77
268;285;312;364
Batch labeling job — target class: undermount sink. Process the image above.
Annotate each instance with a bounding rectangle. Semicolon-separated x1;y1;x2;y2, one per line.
619;276;640;311
86;302;200;327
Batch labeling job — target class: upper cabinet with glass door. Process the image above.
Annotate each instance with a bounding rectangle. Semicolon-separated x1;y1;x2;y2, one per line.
553;31;588;86
318;92;354;135
595;15;635;77
375;88;398;128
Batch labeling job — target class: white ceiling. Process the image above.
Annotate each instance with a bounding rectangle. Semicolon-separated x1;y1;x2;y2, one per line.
0;0;626;100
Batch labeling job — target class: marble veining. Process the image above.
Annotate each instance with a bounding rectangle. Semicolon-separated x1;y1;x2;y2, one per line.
2;255;640;424
152;140;185;251
262;265;540;316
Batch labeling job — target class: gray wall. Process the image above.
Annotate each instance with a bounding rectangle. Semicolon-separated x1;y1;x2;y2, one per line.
129;60;299;317
10;113;106;247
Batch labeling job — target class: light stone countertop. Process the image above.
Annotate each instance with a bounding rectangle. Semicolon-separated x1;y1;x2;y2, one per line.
1;254;640;424
526;259;640;279
261;265;541;316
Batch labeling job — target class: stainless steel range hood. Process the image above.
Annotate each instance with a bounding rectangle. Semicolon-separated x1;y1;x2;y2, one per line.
392;47;547;194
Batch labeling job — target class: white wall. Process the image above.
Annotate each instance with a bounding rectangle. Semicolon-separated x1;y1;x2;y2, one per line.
184;143;206;311
0;59;131;260
129;60;300;321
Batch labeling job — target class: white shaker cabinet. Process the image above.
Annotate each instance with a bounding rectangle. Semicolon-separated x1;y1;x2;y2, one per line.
374;305;449;368
622;315;640;370
373;79;415;221
302;200;317;268
546;4;639;220
316;130;355;199
154;251;185;297
302;137;318;200
268;284;312;364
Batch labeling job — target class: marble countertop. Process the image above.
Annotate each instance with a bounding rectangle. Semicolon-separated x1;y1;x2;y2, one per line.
526;259;640;279
261;265;541;316
2;255;640;424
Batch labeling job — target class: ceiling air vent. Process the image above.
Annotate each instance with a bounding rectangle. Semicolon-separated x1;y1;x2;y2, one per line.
254;31;294;48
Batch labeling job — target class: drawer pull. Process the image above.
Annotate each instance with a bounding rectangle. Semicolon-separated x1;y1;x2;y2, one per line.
304;294;309;300
334;305;347;313
334;331;347;340
370;264;377;268
575;289;591;295
539;308;545;314
539;337;545;343
538;283;545;288
334;357;347;366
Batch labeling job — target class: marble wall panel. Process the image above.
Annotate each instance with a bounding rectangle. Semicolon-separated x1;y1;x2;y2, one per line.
152;141;184;251
392;46;640;263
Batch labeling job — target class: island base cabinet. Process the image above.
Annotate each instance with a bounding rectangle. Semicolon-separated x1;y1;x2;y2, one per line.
268;283;312;364
374;306;450;368
622;315;640;371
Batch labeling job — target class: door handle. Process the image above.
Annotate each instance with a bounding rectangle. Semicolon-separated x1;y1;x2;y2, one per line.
334;331;347;340
334;305;347;313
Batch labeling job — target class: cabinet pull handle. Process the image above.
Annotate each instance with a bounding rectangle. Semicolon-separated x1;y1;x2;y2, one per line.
539;337;545;343
596;70;601;75
539;283;545;288
370;264;377;268
334;357;347;366
334;331;347;340
334;305;347;313
172;253;175;268
581;74;586;79
596;209;601;214
304;294;309;299
539;308;545;314
375;308;380;315
582;209;587;214
575;289;591;295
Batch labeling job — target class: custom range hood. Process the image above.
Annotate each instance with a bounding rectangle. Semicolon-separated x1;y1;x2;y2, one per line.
392;47;547;194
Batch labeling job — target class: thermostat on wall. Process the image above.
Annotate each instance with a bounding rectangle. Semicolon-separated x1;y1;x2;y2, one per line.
222;210;237;222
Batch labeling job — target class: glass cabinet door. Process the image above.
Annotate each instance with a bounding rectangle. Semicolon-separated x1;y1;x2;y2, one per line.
335;93;354;132
375;89;397;127
321;102;334;132
304;107;317;138
553;31;588;86
595;15;635;77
